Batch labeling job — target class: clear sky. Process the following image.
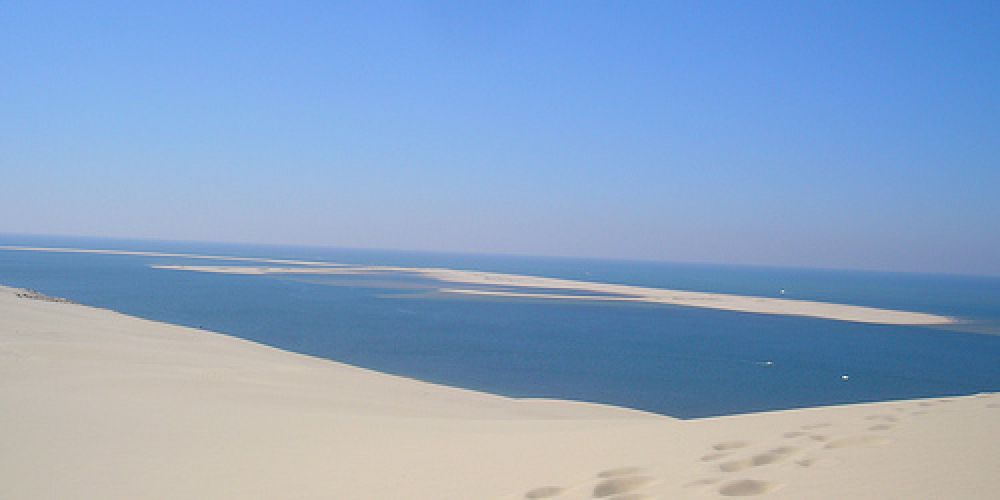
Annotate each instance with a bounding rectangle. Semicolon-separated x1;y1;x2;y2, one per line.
2;1;998;275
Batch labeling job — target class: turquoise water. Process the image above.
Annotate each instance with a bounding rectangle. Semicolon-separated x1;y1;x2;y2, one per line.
2;234;999;418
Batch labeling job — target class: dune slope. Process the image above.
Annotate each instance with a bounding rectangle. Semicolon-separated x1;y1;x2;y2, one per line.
0;286;995;499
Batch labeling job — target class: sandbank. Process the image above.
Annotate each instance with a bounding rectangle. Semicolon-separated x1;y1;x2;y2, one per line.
155;264;952;326
0;246;953;325
0;245;343;267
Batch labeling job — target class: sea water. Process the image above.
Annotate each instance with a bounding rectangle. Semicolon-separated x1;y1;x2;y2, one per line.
2;234;999;418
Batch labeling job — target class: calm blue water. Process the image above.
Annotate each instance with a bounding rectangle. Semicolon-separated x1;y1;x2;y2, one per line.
2;234;999;418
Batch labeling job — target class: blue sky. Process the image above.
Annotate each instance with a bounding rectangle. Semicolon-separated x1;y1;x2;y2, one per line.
2;1;998;275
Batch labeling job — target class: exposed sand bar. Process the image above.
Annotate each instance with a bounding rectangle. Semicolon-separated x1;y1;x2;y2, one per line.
0;246;953;325
1;285;996;499
154;264;953;326
421;269;953;326
0;245;344;267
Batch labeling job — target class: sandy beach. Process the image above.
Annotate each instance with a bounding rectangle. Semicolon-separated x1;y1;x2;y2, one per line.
0;284;996;499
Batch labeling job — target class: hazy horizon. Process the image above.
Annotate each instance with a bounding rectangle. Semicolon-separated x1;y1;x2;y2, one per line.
3;2;998;276
5;231;1000;279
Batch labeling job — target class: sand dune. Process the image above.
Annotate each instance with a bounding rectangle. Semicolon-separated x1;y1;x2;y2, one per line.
0;285;996;499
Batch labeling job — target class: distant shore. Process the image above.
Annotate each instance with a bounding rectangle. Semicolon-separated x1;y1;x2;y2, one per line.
1;284;996;499
0;245;954;325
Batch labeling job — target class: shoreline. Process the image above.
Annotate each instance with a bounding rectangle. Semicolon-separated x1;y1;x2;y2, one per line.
0;245;954;325
1;284;997;499
0;244;345;267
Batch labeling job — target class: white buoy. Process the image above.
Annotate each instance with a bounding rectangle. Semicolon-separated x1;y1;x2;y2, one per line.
841;375;850;381
779;289;786;295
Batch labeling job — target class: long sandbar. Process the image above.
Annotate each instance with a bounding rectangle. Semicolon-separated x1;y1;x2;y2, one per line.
0;285;996;499
155;264;952;326
0;246;954;325
0;245;344;267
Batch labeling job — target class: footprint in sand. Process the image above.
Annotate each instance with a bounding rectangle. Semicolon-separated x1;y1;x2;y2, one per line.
597;466;644;478
782;431;805;438
713;440;750;451
864;414;900;423
684;477;721;489
717;479;782;497
718;446;799;472
719;459;754;473
864;415;899;431
918;401;937;407
824;435;891;449
592;475;654;498
808;434;829;442
795;456;841;469
801;423;832;430
701;452;730;462
524;486;563;499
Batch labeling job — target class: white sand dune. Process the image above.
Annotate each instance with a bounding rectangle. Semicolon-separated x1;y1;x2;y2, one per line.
0;285;996;499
